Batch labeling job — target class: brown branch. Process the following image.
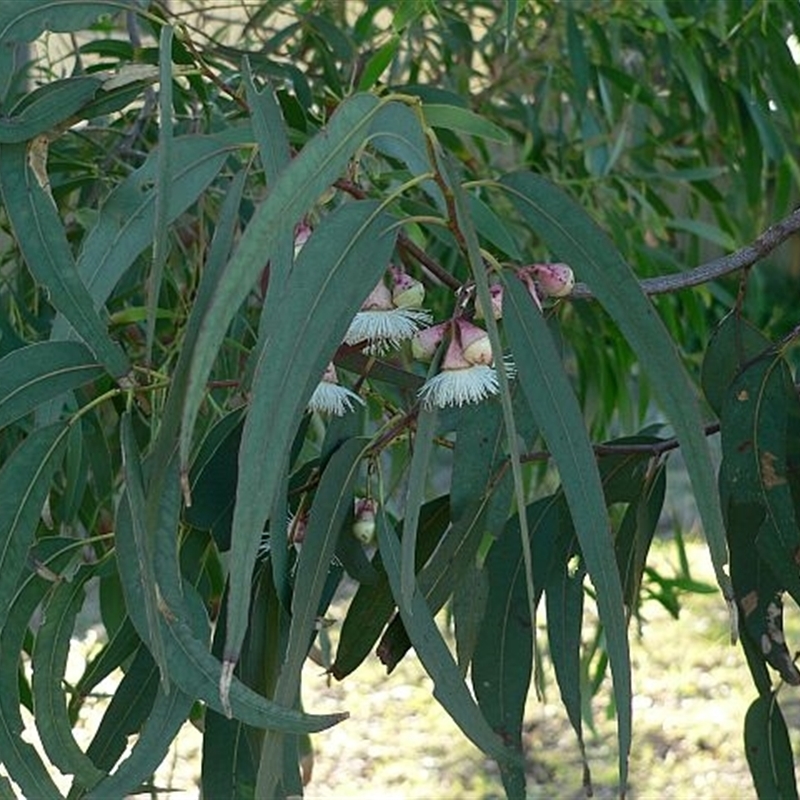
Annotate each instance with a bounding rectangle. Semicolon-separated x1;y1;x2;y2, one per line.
571;207;800;299
519;422;721;465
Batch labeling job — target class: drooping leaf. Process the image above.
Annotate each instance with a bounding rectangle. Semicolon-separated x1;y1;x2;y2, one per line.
0;341;103;430
375;504;517;769
744;694;798;800
498;171;732;610
84;670;193;799
183;408;245;551
0;537;81;800
720;351;800;684
83;644;159;775
144;24;175;363
0;422;69;623
72;135;234;313
115;488;343;734
31;562;105;792
401;406;438;611
0;76;102;143
330;495;449;681
701;311;771;417
502;273;631;789
256;436;369;796
422;103;511;143
178;92;387;470
222;200;396;679
119;412;169;687
472;495;565;800
0;142;130;378
0;1;128;42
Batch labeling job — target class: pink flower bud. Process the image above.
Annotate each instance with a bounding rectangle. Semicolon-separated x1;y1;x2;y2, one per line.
362;281;393;311
352;498;377;545
456;318;493;366
474;284;504;320
293;219;313;256
411;321;448;362
390;266;426;309
527;263;575;298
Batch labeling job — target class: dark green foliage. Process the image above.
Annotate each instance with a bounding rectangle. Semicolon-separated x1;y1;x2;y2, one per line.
0;2;798;798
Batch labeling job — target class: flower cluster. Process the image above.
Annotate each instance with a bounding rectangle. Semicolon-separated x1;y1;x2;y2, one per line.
344;268;432;355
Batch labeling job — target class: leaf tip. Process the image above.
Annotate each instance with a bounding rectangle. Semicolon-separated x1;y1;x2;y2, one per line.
220;659;235;718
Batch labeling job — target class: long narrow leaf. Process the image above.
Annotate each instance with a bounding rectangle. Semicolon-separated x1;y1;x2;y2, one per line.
498;172;732;608
31;563;105;791
256;437;369;796
375;501;517;768
0;341;102;429
0;538;79;800
115;489;344;734
0;422;69;623
0;143;129;378
221;200;396;687
179;92;384;471
502;274;631;790
401;406;437;611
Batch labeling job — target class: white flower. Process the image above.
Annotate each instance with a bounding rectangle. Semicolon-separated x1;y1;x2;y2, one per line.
344;280;431;354
419;363;501;409
307;362;364;416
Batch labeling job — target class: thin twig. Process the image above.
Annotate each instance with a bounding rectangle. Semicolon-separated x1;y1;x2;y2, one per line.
571;207;800;299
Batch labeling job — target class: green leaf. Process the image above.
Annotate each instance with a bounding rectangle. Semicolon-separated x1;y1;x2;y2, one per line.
401;406;438;611
0;538;78;800
222;200;396;677
375;504;517;768
183;408;245;551
0;422;69;623
120;412;169;687
502;273;631;789
546;529;591;795
179;92;386;471
701;312;770;417
720;351;800;684
144;24;174;363
69;617;140;722
31;563;105;791
452;560;489;677
73;134;234;312
0;142;130;378
0;76;102;142
357;35;400;90
467;193;522;260
0;341;103;429
422;103;511;143
84;644;159;774
256;436;369;796
665;217;738;250
499;170;732;615
115;488;343;734
0;1;126;42
744;694;798;799
85;672;193;799
330;495;449;681
201;711;256;800
472;495;565;800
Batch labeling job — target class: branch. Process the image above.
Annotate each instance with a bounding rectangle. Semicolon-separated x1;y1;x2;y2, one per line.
571;207;800;299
